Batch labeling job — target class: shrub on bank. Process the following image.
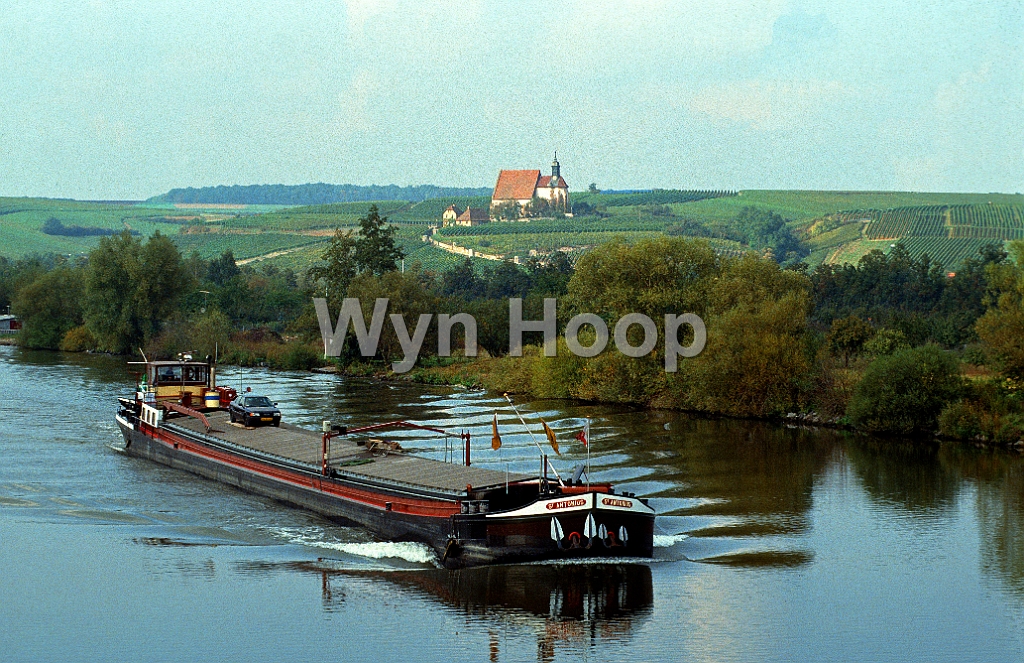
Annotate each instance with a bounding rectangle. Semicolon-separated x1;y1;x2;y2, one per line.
847;345;964;434
59;326;97;352
938;379;1024;444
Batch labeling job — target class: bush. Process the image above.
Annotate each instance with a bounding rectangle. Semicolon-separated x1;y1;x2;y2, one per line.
938;400;982;439
59;326;97;352
863;328;910;357
267;342;322;371
938;379;1024;444
847;345;964;434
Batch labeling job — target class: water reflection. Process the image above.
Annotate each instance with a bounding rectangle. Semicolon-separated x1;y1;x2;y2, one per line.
846;440;960;516
615;414;838;566
236;559;653;656
950;449;1024;596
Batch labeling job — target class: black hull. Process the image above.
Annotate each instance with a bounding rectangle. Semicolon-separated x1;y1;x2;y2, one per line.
116;417;655;568
118;424;451;546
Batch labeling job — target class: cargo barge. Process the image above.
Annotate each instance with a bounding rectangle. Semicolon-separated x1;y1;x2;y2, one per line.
115;357;655;567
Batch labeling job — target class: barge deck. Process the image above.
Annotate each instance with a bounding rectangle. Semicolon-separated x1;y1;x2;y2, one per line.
167;411;529;498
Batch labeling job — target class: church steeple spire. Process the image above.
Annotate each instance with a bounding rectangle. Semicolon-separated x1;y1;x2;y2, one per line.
551;151;560;181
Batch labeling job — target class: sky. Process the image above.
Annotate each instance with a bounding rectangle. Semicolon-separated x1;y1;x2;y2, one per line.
0;0;1021;199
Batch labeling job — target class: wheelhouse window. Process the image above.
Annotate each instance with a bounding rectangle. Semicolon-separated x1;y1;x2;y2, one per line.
151;364;208;385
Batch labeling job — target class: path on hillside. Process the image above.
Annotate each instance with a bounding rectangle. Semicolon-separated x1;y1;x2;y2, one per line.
237;243;320;266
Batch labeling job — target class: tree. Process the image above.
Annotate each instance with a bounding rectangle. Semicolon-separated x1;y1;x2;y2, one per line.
84;231;190;354
975;240;1024;380
827;315;874;367
492;200;521;221
354;205;404;275
207;250;240;285
527;252;574;297
439;258;485;299
846;345;964;434
863;328;910;357
12;266;84;349
588;183;599;194
734;207;807;264
308;228;358;303
525;196;550;218
345;270;437;366
484;261;532;299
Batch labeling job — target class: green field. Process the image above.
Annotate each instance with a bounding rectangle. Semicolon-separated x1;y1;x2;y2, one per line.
3;192;1022;272
0;197;185;257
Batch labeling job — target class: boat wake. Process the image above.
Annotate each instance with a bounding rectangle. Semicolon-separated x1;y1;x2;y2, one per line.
270;527;437;565
653;533;688;547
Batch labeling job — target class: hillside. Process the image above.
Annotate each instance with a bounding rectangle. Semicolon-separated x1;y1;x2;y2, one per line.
3;191;1022;273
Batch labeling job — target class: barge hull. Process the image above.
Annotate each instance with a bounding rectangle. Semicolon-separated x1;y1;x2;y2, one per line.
118;423;454;548
116;408;656;568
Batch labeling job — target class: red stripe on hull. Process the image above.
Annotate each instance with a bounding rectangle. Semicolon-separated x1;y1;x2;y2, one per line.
138;422;459;518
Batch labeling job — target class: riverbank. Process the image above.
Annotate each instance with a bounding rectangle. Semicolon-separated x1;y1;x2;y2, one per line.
17;333;1024;449
308;351;1024;451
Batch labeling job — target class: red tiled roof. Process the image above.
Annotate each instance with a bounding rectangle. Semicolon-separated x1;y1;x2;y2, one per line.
537;175;567;188
493;169;541;201
457;206;490;222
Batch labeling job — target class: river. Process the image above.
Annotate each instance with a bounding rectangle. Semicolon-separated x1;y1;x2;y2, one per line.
1;346;1022;662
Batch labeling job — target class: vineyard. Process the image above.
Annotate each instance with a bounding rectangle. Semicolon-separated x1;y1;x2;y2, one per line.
170;232;323;260
949;204;1024;228
448;230;666;255
895;238;1000;271
217;201;409;231
863;206;948;239
0;198;185;257
396;196;492;221
3;193;1022;275
811;202;1024;269
572;189;735;207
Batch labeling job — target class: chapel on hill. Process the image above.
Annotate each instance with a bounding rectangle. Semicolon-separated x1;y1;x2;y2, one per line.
491;154;569;214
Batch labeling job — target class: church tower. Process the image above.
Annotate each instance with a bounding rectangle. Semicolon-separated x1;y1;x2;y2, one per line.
551;152;561;181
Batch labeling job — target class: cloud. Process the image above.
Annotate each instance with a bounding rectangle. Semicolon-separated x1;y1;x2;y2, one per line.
686;79;853;130
934;62;993;112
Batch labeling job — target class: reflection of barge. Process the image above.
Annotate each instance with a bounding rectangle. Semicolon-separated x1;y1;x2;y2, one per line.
115;358;655;567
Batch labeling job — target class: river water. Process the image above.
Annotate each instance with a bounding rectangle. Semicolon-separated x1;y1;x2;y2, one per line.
1;345;1022;662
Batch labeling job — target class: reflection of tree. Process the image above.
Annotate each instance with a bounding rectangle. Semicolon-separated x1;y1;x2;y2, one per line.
950;451;1024;596
845;440;960;515
632;414;838;537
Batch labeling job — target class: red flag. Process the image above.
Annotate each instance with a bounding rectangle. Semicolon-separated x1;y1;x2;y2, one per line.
575;420;589;447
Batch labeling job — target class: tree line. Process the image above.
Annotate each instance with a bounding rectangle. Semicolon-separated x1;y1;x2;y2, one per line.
149;183;492;205
3;204;1022;443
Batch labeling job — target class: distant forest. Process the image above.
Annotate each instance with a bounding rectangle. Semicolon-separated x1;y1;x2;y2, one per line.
41;217;137;237
148;183;493;205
